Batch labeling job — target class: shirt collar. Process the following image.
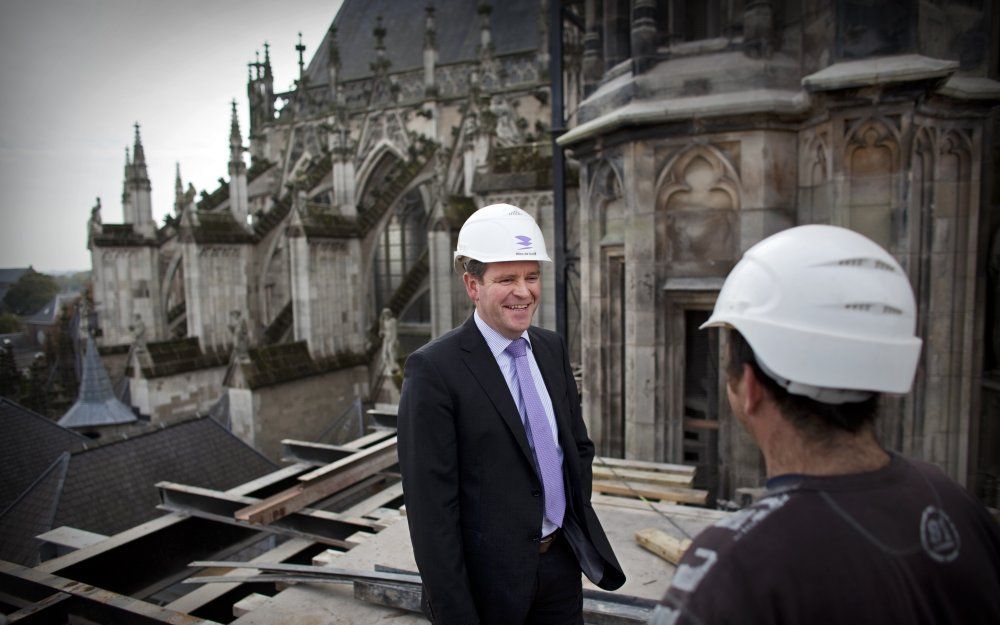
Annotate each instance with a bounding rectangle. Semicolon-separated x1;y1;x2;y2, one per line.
473;310;532;359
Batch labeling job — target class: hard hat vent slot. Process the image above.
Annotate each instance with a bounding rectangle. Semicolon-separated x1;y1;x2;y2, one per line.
834;257;897;272
843;302;903;315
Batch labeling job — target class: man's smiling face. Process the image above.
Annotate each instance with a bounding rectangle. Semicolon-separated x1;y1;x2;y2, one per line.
464;260;541;339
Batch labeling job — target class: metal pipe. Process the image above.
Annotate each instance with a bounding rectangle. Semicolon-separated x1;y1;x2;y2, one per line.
550;0;567;340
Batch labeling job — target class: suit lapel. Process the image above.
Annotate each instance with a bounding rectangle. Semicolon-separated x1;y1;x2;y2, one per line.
458;317;535;469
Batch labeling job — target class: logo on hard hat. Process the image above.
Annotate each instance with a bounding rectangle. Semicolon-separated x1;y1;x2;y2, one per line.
515;235;533;251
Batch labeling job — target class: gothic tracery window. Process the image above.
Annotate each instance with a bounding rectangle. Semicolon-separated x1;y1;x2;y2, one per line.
373;189;427;313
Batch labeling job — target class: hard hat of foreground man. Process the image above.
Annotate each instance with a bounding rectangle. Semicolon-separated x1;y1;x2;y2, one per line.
398;204;624;625
652;225;1000;625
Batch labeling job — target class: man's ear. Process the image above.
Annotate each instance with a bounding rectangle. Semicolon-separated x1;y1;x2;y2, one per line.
463;273;479;302
741;364;766;417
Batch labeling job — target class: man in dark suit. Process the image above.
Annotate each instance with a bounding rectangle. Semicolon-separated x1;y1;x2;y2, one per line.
398;204;625;625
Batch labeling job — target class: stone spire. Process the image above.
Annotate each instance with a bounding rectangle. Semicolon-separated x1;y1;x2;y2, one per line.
131;122;148;179
423;3;438;96
123;124;154;236
247;41;275;152
296;32;307;84
476;2;501;89
58;336;137;429
371;16;390;75
228;100;249;227
327;24;341;103
174;162;184;215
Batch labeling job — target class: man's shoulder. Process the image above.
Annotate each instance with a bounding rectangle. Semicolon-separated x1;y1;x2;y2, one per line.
407;321;471;363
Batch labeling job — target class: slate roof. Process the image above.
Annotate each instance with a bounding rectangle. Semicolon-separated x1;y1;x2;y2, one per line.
305;0;540;84
23;292;80;326
239;341;366;389
0;454;69;566
0;398;89;513
58;337;137;428
128;337;230;378
0;417;276;565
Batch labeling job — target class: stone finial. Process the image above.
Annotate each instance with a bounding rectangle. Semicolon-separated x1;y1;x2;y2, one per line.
424;3;436;49
263;41;273;78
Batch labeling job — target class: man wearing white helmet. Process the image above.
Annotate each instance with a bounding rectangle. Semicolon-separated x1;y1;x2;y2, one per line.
398;204;625;625
652;225;1000;624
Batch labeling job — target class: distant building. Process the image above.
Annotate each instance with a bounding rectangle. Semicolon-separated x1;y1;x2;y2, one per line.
87;0;558;458
86;1;999;503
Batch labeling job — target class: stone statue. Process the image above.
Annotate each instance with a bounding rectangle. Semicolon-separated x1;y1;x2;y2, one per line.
229;310;250;360
129;313;147;352
379;307;400;376
90;197;102;225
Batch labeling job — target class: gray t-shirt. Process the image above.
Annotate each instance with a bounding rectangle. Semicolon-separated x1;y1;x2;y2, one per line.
653;453;1000;625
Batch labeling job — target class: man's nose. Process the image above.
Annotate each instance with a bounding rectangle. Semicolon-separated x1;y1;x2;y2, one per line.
512;280;530;298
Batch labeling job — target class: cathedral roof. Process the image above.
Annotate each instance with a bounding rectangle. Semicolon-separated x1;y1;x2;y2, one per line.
127;337;229;379
0;397;89;513
305;0;541;85
0;416;276;565
58;337;138;428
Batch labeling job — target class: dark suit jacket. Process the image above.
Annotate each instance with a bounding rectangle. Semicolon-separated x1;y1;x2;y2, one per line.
397;316;625;625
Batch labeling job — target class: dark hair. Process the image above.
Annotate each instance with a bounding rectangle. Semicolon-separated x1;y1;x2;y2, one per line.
464;258;487;282
725;329;879;439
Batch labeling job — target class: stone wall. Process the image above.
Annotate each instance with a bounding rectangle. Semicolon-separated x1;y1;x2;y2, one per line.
130;365;227;424
228;365;369;463
91;246;163;346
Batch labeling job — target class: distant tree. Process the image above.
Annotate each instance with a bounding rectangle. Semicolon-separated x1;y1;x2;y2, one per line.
2;270;59;316
0;313;22;334
23;352;49;414
54;271;92;293
0;339;21;399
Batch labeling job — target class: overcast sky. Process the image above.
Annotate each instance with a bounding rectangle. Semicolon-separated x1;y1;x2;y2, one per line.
0;0;343;273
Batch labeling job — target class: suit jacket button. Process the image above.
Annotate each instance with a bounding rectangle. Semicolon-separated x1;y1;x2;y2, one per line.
532;489;541;497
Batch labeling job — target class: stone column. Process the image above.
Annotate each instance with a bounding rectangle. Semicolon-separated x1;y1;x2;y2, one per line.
583;0;603;93
630;0;658;73
287;206;313;352
623;141;659;460
429;224;455;338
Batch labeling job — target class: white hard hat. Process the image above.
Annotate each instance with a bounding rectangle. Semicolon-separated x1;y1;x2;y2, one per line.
454;203;551;273
702;225;922;403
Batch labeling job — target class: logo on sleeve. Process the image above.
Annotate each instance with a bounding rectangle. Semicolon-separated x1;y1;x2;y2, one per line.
920;506;960;563
670;548;718;593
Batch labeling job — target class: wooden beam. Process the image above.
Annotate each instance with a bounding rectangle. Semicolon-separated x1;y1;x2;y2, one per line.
635;527;693;565
235;437;398;525
594;456;696;477
340;427;396;450
166;538;314;614
592;466;694;488
158;482;381;547
591;494;729;521
591;480;708;505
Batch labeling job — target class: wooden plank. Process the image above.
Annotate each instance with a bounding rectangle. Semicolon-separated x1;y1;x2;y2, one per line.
635;527;693;565
592;466;694;488
166;538;313;614
338;482;404;519
590;494;729;521
232;592;271;617
591;480;708;506
235;438;398;525
281;440;355;465
341;428;396;450
594;456;696;477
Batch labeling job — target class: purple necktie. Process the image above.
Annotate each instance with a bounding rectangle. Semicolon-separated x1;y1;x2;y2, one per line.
505;338;565;528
